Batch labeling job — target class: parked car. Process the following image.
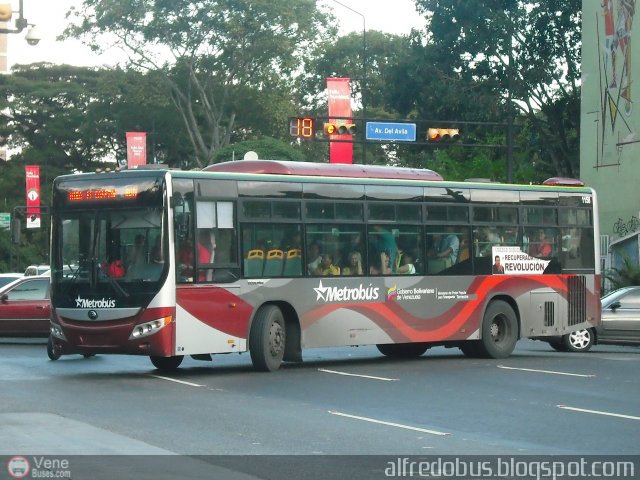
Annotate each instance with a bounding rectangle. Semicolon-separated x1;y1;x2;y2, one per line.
24;265;50;276
545;286;640;352
0;276;50;337
0;273;23;289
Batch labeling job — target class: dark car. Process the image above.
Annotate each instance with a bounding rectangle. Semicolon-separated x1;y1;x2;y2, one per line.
0;276;50;337
546;286;640;352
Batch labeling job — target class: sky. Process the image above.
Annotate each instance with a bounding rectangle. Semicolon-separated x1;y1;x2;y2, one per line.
6;0;427;70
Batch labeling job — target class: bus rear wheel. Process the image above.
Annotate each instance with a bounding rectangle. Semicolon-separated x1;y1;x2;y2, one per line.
250;305;286;372
377;343;429;358
150;355;184;370
477;300;518;359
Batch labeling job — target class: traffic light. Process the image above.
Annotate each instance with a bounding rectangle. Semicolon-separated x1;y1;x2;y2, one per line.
289;117;315;140
426;128;460;142
0;4;12;22
323;122;357;136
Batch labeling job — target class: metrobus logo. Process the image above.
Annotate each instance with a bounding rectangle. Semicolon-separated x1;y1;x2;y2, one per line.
74;296;116;308
314;280;380;303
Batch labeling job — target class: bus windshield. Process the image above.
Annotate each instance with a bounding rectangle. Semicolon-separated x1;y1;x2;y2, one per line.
51;206;167;306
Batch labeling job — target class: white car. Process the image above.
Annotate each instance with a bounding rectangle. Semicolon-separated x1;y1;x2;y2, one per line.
24;265;50;276
0;273;23;289
544;286;640;352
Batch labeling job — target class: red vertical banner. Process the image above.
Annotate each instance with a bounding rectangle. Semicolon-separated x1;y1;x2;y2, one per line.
327;78;353;164
25;165;41;229
126;131;147;168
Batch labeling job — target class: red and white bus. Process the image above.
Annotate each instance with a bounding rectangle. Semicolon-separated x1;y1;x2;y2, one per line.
49;160;601;370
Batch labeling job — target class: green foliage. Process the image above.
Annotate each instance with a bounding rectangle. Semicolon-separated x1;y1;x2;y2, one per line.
605;256;640;290
0;63;193;170
211;137;307;165
413;0;582;178
0;159;50;271
63;0;335;166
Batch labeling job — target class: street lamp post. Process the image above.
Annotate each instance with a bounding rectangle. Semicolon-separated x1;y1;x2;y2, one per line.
329;0;366;164
0;0;39;43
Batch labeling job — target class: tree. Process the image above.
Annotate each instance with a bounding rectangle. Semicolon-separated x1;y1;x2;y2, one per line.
62;0;335;167
0;63;193;171
413;0;582;177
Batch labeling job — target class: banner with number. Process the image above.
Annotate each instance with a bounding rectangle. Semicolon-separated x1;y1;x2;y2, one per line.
126;131;147;168
327;78;353;164
25;165;40;229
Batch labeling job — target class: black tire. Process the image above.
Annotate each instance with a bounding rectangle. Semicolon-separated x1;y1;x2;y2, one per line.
459;341;483;358
377;343;429;358
249;305;286;372
150;355;184;370
477;300;518;359
562;329;594;352
47;336;61;361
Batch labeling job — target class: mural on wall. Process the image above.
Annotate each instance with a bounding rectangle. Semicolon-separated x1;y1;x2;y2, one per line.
599;0;636;164
613;215;640;236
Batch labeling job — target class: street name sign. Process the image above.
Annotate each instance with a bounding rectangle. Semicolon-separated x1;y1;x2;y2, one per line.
366;122;416;142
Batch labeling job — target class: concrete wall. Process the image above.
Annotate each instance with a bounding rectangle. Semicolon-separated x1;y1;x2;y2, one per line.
581;0;640;242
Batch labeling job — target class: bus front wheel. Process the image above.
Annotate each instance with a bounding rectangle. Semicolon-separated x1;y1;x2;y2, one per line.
250;305;286;372
150;355;184;370
47;336;61;361
477;300;518;359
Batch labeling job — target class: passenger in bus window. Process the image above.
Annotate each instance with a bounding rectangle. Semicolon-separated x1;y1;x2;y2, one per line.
197;230;216;264
307;242;322;274
396;252;416;275
370;250;391;275
177;239;194;282
197;230;216;281
477;228;501;257
371;225;397;271
430;227;459;265
314;253;340;276
530;229;552;257
341;251;363;276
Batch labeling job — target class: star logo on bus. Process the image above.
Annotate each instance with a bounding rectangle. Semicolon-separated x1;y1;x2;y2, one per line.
314;281;330;302
75;295;84;307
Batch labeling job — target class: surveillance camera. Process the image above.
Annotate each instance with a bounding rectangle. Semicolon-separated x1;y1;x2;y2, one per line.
25;26;41;46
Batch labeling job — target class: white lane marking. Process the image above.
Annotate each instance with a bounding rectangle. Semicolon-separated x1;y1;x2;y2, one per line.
557;405;640;421
497;365;595;378
149;374;204;387
318;368;398;381
328;410;450;436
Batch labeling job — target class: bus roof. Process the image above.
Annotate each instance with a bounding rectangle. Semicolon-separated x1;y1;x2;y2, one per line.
203;160;444;182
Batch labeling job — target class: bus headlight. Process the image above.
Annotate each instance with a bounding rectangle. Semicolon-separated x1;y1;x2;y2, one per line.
50;323;67;341
129;316;172;340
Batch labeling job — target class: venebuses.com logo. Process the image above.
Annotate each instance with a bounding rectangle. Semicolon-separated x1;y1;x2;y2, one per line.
7;457;30;479
6;456;72;479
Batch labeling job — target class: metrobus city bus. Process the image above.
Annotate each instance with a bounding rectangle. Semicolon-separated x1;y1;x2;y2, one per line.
48;160;601;371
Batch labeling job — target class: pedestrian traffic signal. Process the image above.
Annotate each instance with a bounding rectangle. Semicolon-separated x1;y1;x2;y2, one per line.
426;128;460;142
324;122;357;136
0;4;12;22
289;117;315;140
